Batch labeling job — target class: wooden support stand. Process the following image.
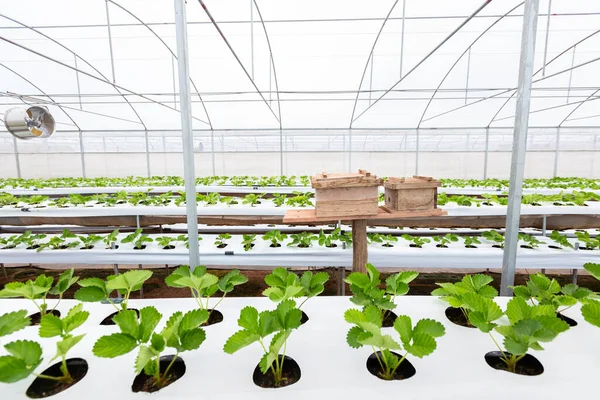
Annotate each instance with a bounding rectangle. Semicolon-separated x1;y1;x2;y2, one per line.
352;219;368;273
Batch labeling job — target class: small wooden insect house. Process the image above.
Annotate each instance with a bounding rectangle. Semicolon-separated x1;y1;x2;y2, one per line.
383;175;442;212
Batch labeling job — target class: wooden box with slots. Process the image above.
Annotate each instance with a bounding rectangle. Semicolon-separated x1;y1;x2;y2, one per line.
384;176;442;212
311;170;382;218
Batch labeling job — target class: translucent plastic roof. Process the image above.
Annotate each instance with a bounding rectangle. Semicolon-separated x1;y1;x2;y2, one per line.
1;0;600;132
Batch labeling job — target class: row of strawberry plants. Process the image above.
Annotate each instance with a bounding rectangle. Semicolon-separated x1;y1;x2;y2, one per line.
0;229;595;252
1;264;599;397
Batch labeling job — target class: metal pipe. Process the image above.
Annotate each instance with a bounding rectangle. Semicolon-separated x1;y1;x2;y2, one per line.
174;0;200;268
465;48;471;104
13;137;21;179
79;130;86;178
250;0;254;80
105;0;116;83
566;47;576;104
74;55;83;110
553;127;560;176
399;0;406;79
145;130;151;177
415;128;420;175
541;0;552;77
500;0;540;296
483;127;490;179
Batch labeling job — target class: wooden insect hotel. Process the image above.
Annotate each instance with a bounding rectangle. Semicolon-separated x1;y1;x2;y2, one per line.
383;175;442;212
311;170;382;218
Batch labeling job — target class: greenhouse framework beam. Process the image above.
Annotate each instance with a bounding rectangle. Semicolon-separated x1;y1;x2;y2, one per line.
501;0;540;296
174;0;200;268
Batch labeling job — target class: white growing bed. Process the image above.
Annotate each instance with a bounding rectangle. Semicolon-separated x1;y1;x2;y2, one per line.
0;233;596;270
0;297;596;399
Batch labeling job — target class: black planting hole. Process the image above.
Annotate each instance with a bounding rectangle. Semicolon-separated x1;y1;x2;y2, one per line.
520;245;534;249
133;245;147;250
557;312;577;327
298;244;310;248
465;245;478;248
80;246;94;250
26;245;40;250
547;245;562;249
269;243;282;248
580;247;596;251
444;307;474;328
252;355;301;388
29;309;61;326
217;244;228;249
202;309;224;326
300;311;309;325
131;355;186;393
436;244;448;248
1;245;16;250
484;351;543;376
26;358;88;399
101;308;140;325
382;310;398;328
408;244;422;248
163;245;175;250
382;244;394;248
366;351;416;381
326;243;338;248
492;245;503;249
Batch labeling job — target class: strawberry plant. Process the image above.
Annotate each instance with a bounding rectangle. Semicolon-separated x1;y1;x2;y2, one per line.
575;231;600;250
462;236;481;248
517;233;543;249
242;193;264;207
78;234;103;250
464;294;569;374
272;193;287;207
286;192;313;207
219;196;238;206
204;192;220;205
299;175;310;186
102;229;120;249
156;236;176;250
224;300;303;388
0;304;89;386
262;230;288;248
345;264;418;325
288;232;317;248
345;306;445;380
581;263;600;328
262;267;329;309
319;229;339;247
93;307;207;391
121;228;153;250
242;234;256;251
17;231;47;250
0;235;20;249
74;270;152;314
0;269;78;320
165;266;247;316
548;230;574;249
401;234;430;248
433;233;459;248
511;272;594;324
431;274;498;327
214;233;231;248
482;230;505;248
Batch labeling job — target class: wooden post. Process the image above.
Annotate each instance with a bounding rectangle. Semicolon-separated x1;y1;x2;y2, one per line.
352;219;368;273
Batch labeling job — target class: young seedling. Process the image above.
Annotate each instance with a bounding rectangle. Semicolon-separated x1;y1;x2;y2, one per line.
345;264;418;324
242;234;256;251
318;229;339;248
481;230;505;248
548;230;574;249
242;193;264;207
464;294;569;374
367;233;384;245
262;267;329;309
581;263;600;328
165;266;247;316
17;231;47;250
0;304;89;385
223;300;303;387
262;230;288;248
431;274;498;327
219;196;238;206
272;193;287;207
156;236;176;250
93;307;207;390
0;269;78;319
517;233;543;249
102;229;120;249
575;231;600;250
462;236;482;248
380;234;399;247
121;228;153;250
0;235;20;249
433;233;459;248
36;236;76;252
78;234;103;250
214;233;231;249
74;270;153;313
299;175;310;186
204;192;221;205
511;272;594;322
287;232;317;248
345;306;445;380
401;234;431;248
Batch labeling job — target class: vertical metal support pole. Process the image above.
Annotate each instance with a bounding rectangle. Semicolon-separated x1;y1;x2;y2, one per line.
211;130;216;175
171;57;178;109
500;0;540;296
399;0;406;79
553;127;560;177
572;269;578;284
138;264;144;298
111;242;122;299
465;48;471;104
13;137;21;179
1;263;7;279
74;55;83;110
105;0;116;83
542;214;546;236
541;0;552;77
78;130;86;178
250;0;254;79
369;56;374;105
415;129;420;175
483;127;490;179
566;47;576;104
174;0;200;269
349;130;352;172
279;129;283;176
145;130;151;177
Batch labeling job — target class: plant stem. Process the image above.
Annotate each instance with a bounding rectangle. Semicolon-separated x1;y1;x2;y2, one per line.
488;332;508;360
389;352;408;377
60;355;73;383
154;357;161;386
35;373;65;382
161;353;179;385
371;346;386;377
298;297;309;309
210;293;227;314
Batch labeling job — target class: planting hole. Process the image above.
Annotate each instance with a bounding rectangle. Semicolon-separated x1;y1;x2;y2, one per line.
366;351;415;381
252;355;301;388
382;310;398;328
557;312;577;327
484;351;543;376
202;309;224;326
101;308;140;325
29;309;60;326
26;358;88;399
300;311;309;325
444;307;474;328
131;355;186;393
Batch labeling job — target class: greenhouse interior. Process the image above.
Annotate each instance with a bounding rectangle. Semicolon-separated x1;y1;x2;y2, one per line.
0;0;599;398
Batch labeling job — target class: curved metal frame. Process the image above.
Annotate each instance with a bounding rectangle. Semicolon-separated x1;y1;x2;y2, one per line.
417;2;524;128
196;0;280;125
0;63;81;130
559;88;600;126
106;0;213;129
252;0;282;129
349;0;400;128
0;14;148;130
